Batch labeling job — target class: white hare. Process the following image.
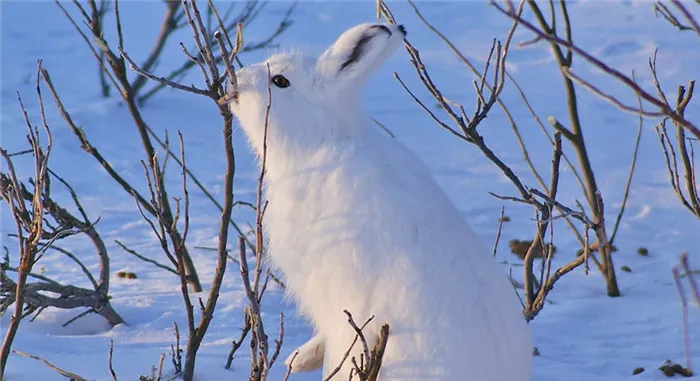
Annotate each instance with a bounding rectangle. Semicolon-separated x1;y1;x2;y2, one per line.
228;23;533;381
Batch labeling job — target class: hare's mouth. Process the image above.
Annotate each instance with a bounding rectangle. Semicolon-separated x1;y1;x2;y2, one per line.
224;91;239;105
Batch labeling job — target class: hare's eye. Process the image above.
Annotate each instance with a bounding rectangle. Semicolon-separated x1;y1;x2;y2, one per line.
271;75;290;88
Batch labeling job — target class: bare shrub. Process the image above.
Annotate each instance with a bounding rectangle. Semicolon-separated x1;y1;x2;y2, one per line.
495;0;699;223
8;340;169;381
4;1;294;379
319;312;389;381
378;0;639;322
655;75;698;220
54;0;203;292
113;1;240;378
85;1;294;102
495;1;699;139
112;1;287;379
48;0;294;295
0;62;124;378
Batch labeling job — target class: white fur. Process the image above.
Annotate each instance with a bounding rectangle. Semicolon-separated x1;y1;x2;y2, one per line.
285;332;324;372
229;23;533;381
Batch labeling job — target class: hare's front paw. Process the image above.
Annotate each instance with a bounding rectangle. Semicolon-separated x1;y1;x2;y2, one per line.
285;333;325;373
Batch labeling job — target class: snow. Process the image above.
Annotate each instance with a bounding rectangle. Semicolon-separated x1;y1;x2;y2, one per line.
1;1;699;380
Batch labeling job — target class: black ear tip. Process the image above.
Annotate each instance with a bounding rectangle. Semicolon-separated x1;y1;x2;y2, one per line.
398;24;407;35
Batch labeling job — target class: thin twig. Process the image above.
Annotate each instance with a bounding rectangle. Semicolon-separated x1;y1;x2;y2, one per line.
115;240;178;275
680;253;700;306
155;352;166;381
238;237;269;376
673;266;693;373
12;350;88;381
108;340;118;381
120;48;211;97
130;1;183;94
492;206;506;257
62;308;95;327
609;76;644;245
283;351;298;381
671;0;700;38
323;315;375;381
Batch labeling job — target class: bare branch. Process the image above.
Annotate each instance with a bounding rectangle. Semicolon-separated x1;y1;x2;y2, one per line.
55;0;122;94
283;351;298;381
130;1;183;94
670;0;700;37
609;77;644;245
492;206;506;257
108;340;118;381
323;314;375;381
120;48;211;97
12;350;88;381
493;0;700;140
115;240;178;275
672;262;693;374
138;2;294;103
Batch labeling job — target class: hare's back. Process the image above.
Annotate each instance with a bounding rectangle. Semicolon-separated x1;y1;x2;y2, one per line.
359;134;532;374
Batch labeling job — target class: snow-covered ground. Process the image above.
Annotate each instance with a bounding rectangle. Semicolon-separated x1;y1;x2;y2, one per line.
1;1;699;380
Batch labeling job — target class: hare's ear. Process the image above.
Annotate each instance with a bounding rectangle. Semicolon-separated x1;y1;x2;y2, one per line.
316;23;406;89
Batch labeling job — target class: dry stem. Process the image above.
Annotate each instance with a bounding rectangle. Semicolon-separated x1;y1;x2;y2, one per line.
12;350;88;381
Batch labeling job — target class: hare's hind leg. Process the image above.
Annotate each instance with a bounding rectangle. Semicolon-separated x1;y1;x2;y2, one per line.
285;333;324;373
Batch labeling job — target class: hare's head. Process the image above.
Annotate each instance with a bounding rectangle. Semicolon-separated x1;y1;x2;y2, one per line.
228;23;406;161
